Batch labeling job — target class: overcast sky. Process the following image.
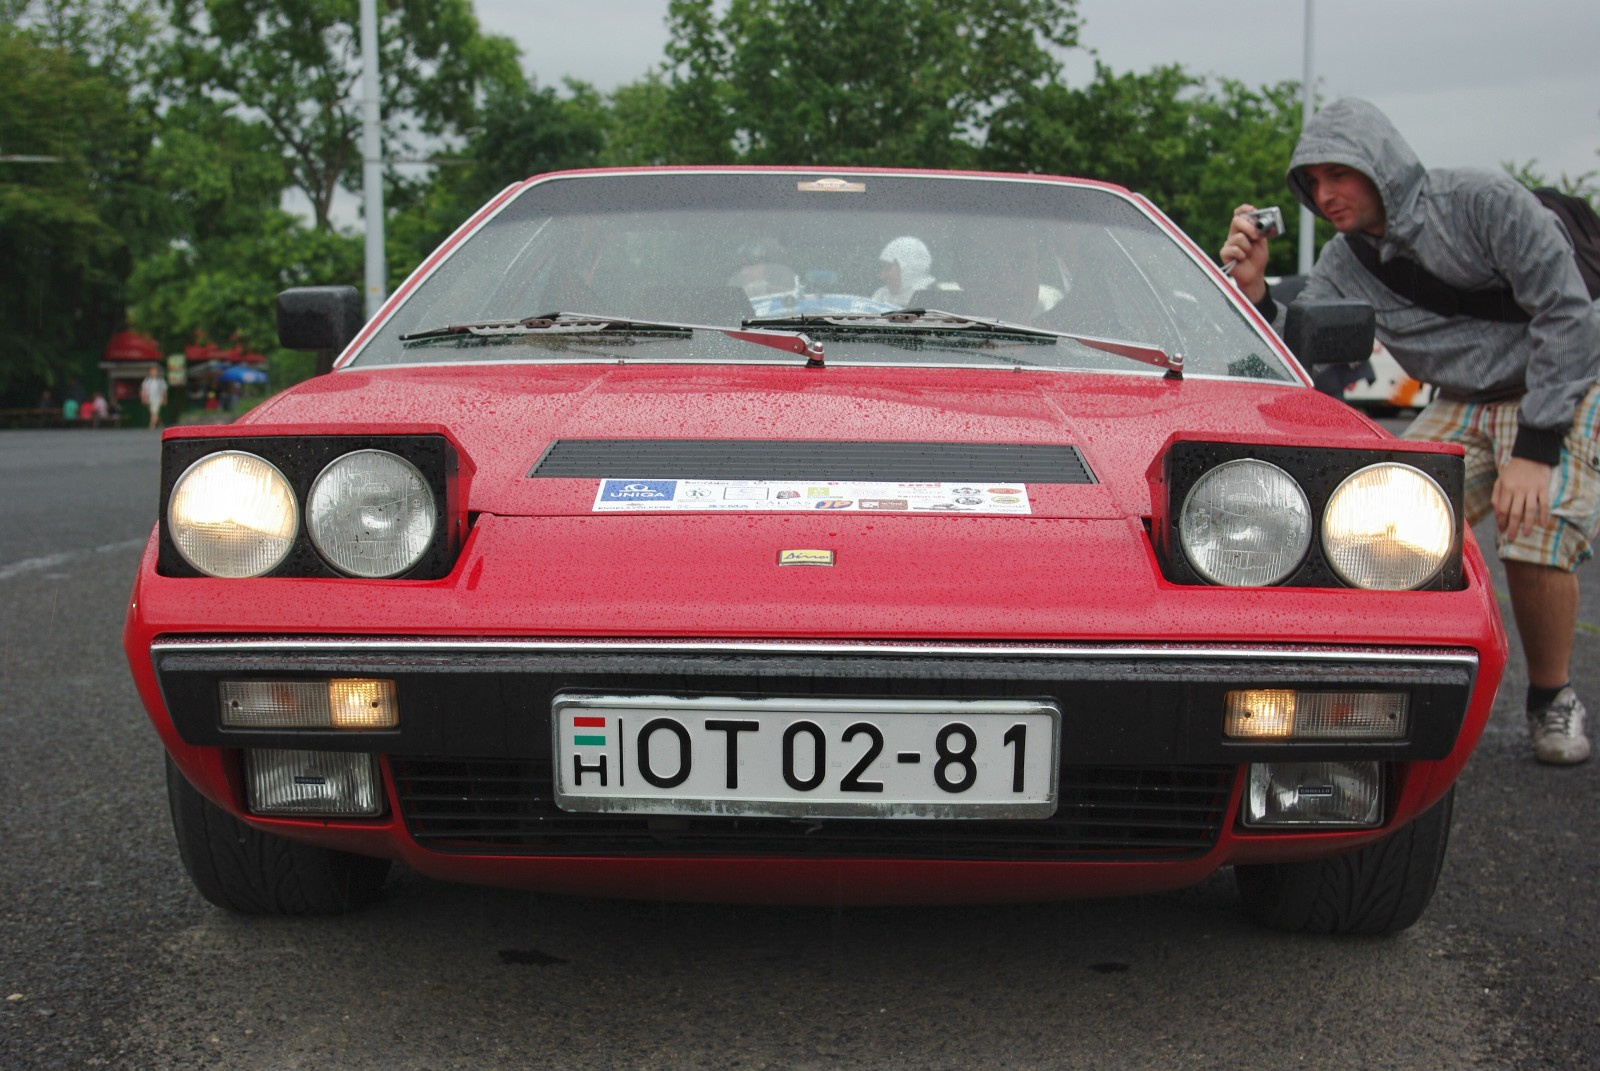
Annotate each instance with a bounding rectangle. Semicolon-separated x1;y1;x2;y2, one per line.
473;0;1600;186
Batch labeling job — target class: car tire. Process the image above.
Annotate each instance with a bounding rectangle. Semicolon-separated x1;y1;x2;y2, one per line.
165;756;391;914
1233;787;1453;936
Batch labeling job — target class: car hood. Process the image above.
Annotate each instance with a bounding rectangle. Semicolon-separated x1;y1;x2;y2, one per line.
242;362;1382;521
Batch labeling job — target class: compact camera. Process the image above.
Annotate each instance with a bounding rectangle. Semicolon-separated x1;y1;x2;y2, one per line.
1246;206;1285;239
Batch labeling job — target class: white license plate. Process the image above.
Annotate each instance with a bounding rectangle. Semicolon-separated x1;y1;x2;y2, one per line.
553;695;1059;819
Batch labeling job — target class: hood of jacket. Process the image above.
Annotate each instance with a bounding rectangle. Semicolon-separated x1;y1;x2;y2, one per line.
1287;98;1428;246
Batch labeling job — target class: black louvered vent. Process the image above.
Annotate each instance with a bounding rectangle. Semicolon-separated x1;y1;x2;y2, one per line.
390;759;1230;861
529;440;1094;484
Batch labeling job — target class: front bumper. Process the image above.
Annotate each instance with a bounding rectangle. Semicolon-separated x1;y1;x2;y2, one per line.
137;636;1493;901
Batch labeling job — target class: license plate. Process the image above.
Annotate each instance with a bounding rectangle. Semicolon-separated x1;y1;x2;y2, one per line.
553;695;1059;819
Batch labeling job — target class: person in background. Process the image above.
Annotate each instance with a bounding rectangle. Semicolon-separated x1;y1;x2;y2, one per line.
873;236;936;307
140;364;168;429
1220;97;1600;765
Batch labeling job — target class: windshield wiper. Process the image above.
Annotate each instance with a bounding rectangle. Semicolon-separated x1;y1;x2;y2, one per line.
399;311;698;342
399;310;824;364
747;309;1055;338
744;308;1183;377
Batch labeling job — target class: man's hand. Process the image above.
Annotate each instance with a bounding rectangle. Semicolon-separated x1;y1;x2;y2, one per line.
1493;456;1554;540
1219;204;1273;304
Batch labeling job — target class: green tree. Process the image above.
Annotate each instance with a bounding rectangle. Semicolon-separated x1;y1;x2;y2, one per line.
589;75;677;168
131;210;360;367
387;77;605;277
128;0;529;388
0;10;161;400
125;99;361;365
985;65;1312;276
1181;79;1318;276
11;0;161;79
1503;157;1600;213
163;0;524;230
649;0;1081;167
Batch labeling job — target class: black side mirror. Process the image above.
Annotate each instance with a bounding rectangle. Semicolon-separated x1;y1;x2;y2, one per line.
1283;300;1376;367
277;286;364;373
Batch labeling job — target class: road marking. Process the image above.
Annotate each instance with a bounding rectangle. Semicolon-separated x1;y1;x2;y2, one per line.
0;538;147;582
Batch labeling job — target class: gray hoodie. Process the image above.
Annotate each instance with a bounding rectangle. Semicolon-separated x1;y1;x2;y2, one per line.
1278;98;1599;462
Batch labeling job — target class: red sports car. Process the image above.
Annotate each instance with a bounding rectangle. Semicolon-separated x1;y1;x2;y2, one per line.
124;167;1507;933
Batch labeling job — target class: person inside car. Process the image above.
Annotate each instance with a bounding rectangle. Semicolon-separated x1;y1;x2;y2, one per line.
873;235;936;306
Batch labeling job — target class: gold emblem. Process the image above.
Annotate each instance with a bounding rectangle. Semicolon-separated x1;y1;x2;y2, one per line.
778;549;835;567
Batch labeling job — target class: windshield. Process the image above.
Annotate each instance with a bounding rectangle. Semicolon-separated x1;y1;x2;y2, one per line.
350;171;1292;382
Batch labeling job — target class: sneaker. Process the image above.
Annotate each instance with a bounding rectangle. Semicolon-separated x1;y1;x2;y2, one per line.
1527;687;1591;765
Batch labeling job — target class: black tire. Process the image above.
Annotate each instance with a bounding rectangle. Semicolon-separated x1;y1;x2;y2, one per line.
1234;786;1454;935
165;756;391;915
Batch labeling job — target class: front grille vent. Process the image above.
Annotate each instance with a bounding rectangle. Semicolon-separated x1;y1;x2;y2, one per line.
391;759;1230;861
529;439;1095;484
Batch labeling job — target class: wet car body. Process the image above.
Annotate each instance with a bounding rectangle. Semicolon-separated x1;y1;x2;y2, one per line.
125;168;1507;932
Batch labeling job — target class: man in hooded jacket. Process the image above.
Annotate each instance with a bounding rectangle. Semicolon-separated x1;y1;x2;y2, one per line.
1221;97;1600;765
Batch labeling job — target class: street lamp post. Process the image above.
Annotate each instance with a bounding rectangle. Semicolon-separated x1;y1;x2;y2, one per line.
360;0;386;320
1299;0;1316;275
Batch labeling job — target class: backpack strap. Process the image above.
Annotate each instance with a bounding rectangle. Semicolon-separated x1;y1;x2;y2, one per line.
1534;188;1600;299
1344;236;1531;323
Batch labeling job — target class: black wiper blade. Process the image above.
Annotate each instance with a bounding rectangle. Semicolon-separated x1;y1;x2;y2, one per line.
746;309;1051;339
399;311;695;342
744;308;1183;376
398;310;825;364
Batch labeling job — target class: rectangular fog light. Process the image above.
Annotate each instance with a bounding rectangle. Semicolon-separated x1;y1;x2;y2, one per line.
1242;761;1383;828
1225;690;1407;740
221;679;398;730
245;748;383;817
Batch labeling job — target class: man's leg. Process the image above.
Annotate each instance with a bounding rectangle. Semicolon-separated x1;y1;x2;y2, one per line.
1506;557;1590;764
1504;560;1578;688
1408;387;1596;763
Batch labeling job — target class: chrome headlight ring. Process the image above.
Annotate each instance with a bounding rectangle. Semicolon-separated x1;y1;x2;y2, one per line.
307;449;438;578
1178;458;1312;587
167;451;299;578
1321;462;1455;590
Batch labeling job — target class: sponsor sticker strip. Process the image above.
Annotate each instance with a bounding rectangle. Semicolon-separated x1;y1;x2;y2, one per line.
593;479;1032;514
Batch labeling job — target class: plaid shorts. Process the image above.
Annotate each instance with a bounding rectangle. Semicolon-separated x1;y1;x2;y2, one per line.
1404;382;1600;571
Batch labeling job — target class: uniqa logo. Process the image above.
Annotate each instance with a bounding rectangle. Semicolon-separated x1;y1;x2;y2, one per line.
601;479;677;500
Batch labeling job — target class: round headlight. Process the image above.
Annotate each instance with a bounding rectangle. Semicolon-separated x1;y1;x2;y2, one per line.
307;450;437;578
168;451;298;578
1322;463;1453;590
1179;459;1312;586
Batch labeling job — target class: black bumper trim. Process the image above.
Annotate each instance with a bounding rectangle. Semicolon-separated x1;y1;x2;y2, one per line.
153;641;1478;764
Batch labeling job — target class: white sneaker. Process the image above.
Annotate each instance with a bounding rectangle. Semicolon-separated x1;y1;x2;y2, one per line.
1527;687;1591;765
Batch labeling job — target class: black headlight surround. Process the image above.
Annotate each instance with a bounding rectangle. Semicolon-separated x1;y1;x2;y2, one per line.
158;434;461;580
1155;441;1465;590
